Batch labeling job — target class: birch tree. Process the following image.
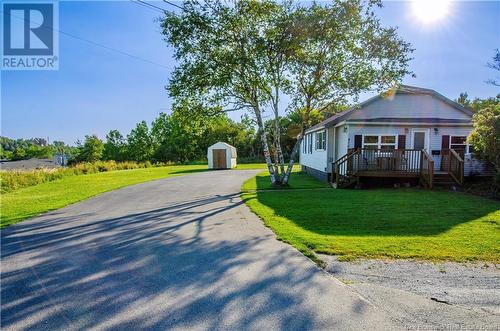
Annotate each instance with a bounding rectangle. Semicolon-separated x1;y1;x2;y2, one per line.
163;0;287;184
161;0;413;185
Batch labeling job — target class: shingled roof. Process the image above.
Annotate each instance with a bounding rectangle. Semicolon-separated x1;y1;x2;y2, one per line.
305;85;474;133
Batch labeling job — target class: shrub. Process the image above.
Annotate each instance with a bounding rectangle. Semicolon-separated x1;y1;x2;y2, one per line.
0;160;167;194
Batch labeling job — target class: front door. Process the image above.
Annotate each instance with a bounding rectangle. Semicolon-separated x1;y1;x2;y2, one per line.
411;129;429;169
411;129;429;151
212;149;227;169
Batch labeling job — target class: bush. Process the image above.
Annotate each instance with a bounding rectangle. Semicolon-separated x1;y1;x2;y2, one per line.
0;160;167;194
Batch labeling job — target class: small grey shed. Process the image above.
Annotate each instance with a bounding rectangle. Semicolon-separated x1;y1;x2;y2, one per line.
207;142;237;169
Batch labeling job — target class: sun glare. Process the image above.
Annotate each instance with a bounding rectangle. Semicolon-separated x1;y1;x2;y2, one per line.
412;0;451;25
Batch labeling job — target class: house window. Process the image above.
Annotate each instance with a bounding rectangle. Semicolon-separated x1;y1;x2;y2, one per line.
363;135;397;150
315;131;326;150
308;134;313;153
450;136;467;155
302;135;307;154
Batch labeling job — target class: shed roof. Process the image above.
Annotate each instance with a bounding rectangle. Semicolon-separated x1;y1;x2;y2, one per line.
208;142;237;156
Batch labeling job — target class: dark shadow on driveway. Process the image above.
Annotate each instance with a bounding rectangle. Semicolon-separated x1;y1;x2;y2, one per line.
1;191;338;330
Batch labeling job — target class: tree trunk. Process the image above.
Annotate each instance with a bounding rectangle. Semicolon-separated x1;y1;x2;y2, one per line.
254;107;277;184
282;134;303;185
271;85;285;182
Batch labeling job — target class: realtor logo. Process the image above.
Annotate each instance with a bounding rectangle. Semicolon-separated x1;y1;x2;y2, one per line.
2;1;59;70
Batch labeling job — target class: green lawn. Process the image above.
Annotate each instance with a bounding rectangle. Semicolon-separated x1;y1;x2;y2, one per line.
234;163;269;170
242;173;500;263
1;163;270;227
1;165;209;227
242;168;330;191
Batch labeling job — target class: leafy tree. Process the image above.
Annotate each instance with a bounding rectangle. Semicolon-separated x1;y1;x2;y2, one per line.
127;121;155;162
456;93;500;111
456;92;471;108
468;104;500;189
487;49;500;87
162;0;413;185
0;146;13;160
104;130;127;161
76;135;104;162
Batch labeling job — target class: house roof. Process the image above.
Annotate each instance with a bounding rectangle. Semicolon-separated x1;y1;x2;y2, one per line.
346;118;472;124
305;85;474;133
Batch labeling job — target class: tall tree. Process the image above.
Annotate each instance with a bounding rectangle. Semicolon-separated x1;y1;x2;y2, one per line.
77;135;104;162
162;0;285;183
468;103;500;191
281;1;413;183
487;49;500;87
162;0;413;185
104;130;127;161
127;121;155;162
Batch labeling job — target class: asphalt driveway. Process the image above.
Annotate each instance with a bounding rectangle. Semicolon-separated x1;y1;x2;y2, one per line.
1;170;399;330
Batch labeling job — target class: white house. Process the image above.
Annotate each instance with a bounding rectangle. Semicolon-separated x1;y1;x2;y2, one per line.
207;142;237;169
299;85;490;187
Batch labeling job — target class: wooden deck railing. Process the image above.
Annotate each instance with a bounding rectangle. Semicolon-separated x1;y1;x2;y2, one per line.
353;148;422;175
448;149;464;185
331;147;463;188
332;148;425;187
420;150;434;188
332;149;358;185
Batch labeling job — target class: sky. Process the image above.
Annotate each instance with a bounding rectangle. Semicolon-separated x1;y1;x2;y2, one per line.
1;0;499;144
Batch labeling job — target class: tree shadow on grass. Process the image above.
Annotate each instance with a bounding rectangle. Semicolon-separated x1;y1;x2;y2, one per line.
244;189;500;236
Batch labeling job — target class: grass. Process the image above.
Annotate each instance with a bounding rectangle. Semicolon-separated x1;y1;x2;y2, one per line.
234;163;269;170
242;173;500;263
241;168;330;191
0;160;163;194
1;163;266;227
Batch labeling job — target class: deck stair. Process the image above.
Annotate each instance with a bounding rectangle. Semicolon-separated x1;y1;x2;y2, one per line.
433;172;458;187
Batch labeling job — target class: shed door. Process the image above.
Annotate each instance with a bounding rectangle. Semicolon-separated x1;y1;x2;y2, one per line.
212;149;227;169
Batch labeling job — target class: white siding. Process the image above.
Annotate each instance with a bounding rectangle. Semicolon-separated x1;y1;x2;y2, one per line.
335;125;348;160
428;126;477;175
327;127;335;163
347;124;487;175
348;93;471;121
300;130;328;173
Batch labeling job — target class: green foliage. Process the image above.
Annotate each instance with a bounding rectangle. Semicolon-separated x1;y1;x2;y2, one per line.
104;130;127;161
0;147;13;160
487;49;500;87
76;135;104;162
161;0;414;185
127;121;155;162
0;136;55;160
0;160;163;194
468;103;500;189
456;93;500;111
150;104;260;163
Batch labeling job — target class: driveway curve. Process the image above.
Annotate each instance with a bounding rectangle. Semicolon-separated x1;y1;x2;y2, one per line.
1;170;400;330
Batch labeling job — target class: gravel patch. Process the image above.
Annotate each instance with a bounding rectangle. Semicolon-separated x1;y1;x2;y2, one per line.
321;255;500;315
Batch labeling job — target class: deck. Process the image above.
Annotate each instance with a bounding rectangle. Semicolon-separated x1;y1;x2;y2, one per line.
331;148;464;188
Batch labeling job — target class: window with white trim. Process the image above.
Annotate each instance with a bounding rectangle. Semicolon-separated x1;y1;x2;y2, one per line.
308;133;313;153
315;131;326;150
302;135;307;154
363;135;397;150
